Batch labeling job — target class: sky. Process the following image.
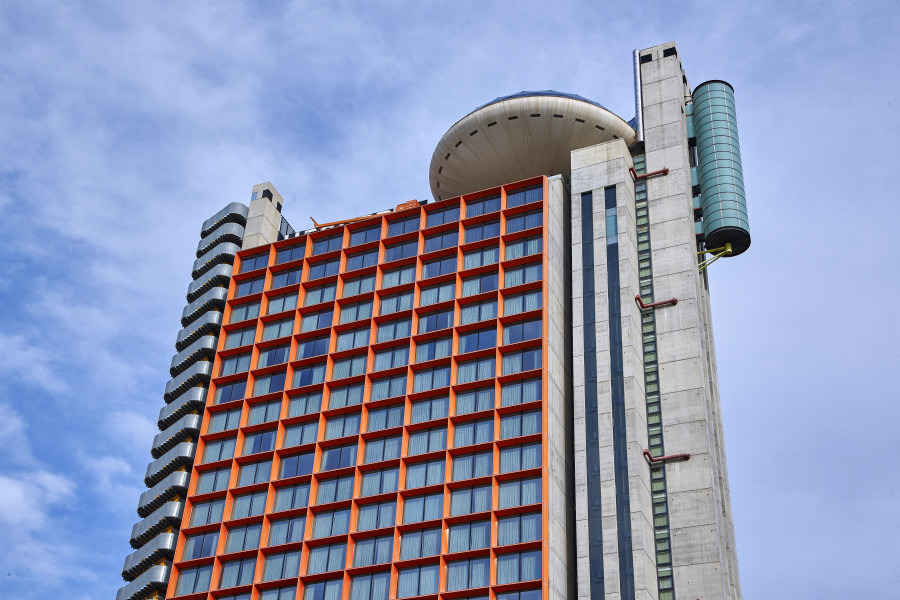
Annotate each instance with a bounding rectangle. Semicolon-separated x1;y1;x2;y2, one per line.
0;0;898;598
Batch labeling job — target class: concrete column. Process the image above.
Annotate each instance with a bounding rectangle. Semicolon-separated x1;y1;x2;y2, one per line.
242;182;285;249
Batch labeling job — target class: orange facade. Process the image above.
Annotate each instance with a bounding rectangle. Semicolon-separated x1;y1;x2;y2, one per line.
168;176;551;600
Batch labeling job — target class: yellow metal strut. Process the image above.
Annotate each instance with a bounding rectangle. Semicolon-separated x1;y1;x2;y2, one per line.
697;242;732;272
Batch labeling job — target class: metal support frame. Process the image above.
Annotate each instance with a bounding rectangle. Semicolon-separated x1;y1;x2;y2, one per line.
697;242;732;271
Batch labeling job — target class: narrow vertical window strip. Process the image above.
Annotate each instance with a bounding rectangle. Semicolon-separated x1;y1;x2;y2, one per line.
604;185;635;600
580;191;605;599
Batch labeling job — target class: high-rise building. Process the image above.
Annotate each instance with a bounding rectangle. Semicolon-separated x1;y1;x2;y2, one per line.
118;41;746;600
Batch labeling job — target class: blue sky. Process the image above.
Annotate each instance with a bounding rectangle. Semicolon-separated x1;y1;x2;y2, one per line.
0;1;897;598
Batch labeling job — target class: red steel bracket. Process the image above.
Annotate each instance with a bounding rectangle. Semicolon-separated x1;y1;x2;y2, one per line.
643;449;691;464
629;167;669;180
635;295;678;310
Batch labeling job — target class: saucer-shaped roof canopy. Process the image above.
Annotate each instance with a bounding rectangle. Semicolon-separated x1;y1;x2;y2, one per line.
429;91;636;200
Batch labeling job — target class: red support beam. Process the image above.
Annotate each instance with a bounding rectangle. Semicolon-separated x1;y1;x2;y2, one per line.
629;166;669;180
635;295;678;310
643;449;691;464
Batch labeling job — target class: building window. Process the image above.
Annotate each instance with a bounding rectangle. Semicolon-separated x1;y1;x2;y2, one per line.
501;410;541;439
289;392;322;417
320;444;357;471
235;277;264;298
307;542;347;573
446;557;490;591
460;299;496;325
296;336;329;359
452;450;492;481
379;291;413;315
317;475;355;503
506;184;542;208
274;482;310;511
415;337;451;362
190;498;225;526
496;550;542;584
407;427;446;455
292;363;326;388
364;435;401;463
238;460;272;486
370;374;407;401
331;355;366;379
418;308;453;333
425;204;459;227
456;357;495;384
367;404;404;431
459;328;496;354
499;443;541;473
276;245;304;265
258;345;290;368
357;500;396;530
502;348;541;375
397;564;439;598
405;459;445;488
304;283;337;306
325;413;361;440
461;272;498;297
373;346;409;371
283;421;318;447
244;429;277;455
464;219;500;243
183;531;219;559
339;300;372;324
343;274;376;297
349;224;381;246
381;265;415;289
385;239;418;262
501;378;541;406
267;293;298;315
466;194;500;217
230;491;267;519
422;256;456;279
456;387;494;414
220;353;251;376
346;249;378;271
304;580;343;600
312;511;351;539
279;451;315;479
462;245;499;269
424;231;457;253
498;512;541;545
196;468;230;494
419;281;455;306
267;516;305;547
253;371;287;396
387;215;419;237
503;319;541;345
226;523;262;552
376;317;411;342
454;418;493;447
450;484;491;516
312;235;342;256
202;437;235;463
208;408;241;433
175;565;213;596
360;467;399;496
504;262;542;287
410;395;448;423
229;301;260;323
505;235;542;260
225;327;256;349
308;258;339;280
213;380;246;405
328;384;364;408
263;318;295;340
260;587;294;600
498;476;541;508
354;537;393;567
351;572;390;600
505;210;542;234
504;290;541;315
400;527;440;559
412;366;451;392
402;492;442;523
271;267;302;289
